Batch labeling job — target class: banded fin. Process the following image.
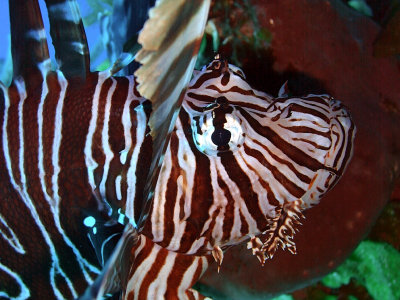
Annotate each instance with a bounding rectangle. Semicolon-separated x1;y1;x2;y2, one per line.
107;0;156;75
134;0;211;229
45;0;90;78
9;0;50;78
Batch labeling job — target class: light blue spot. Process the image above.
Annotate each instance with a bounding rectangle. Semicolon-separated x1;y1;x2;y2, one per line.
117;213;125;225
83;216;96;227
93;227;97;235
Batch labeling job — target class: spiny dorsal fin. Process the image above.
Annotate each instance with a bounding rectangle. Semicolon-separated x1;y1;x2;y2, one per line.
9;0;50;79
133;0;211;229
45;0;90;78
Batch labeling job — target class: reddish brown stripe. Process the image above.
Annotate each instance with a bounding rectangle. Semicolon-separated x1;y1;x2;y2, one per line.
216;175;234;242
164;253;195;299
25;71;92;295
162;133;180;247
278;124;331;139
189;70;220;89
243;155;280;208
292;137;331;150
133;100;152;224
289;103;331;124
104;77;129;213
137;248;168;300
187;91;215;103
108;77;129;154
239;209;249;235
208;84;270;102
221;72;230;86
186;100;204;112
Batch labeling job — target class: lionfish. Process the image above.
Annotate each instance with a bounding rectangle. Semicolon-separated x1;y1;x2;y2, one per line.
0;0;356;299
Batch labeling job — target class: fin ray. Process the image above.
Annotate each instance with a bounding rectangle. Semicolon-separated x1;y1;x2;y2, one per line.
9;0;50;78
133;0;211;229
45;0;90;78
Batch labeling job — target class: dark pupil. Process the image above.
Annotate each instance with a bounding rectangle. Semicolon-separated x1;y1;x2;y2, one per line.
211;128;231;146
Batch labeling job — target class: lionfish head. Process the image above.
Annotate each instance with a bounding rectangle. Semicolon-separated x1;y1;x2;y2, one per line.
184;57;356;208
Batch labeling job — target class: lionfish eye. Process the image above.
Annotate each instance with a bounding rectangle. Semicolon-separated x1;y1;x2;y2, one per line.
211;128;231;146
192;108;244;156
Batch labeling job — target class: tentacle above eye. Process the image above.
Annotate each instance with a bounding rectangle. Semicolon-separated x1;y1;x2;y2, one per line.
9;0;50;79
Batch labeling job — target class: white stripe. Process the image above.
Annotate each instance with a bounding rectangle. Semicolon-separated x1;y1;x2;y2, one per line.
84;72;108;193
37;60;51;203
120;77;135;165
0;263;30;300
209;158;227;243
115;175;122;201
100;233;120;266
99;78;117;200
1;82;15;187
0;213;25;254
125;104;147;225
16;79;27;188
70;41;86;55
48;1;82;24
151;145;172;242
26;29;46;41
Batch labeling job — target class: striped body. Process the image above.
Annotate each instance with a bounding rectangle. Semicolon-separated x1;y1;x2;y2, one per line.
0;69;147;298
0;0;355;299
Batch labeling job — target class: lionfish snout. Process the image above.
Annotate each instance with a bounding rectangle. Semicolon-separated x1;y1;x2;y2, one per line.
267;93;356;207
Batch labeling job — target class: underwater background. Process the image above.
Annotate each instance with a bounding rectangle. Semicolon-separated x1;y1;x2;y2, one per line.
0;0;399;299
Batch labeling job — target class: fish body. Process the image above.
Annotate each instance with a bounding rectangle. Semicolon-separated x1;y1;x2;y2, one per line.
0;0;355;299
